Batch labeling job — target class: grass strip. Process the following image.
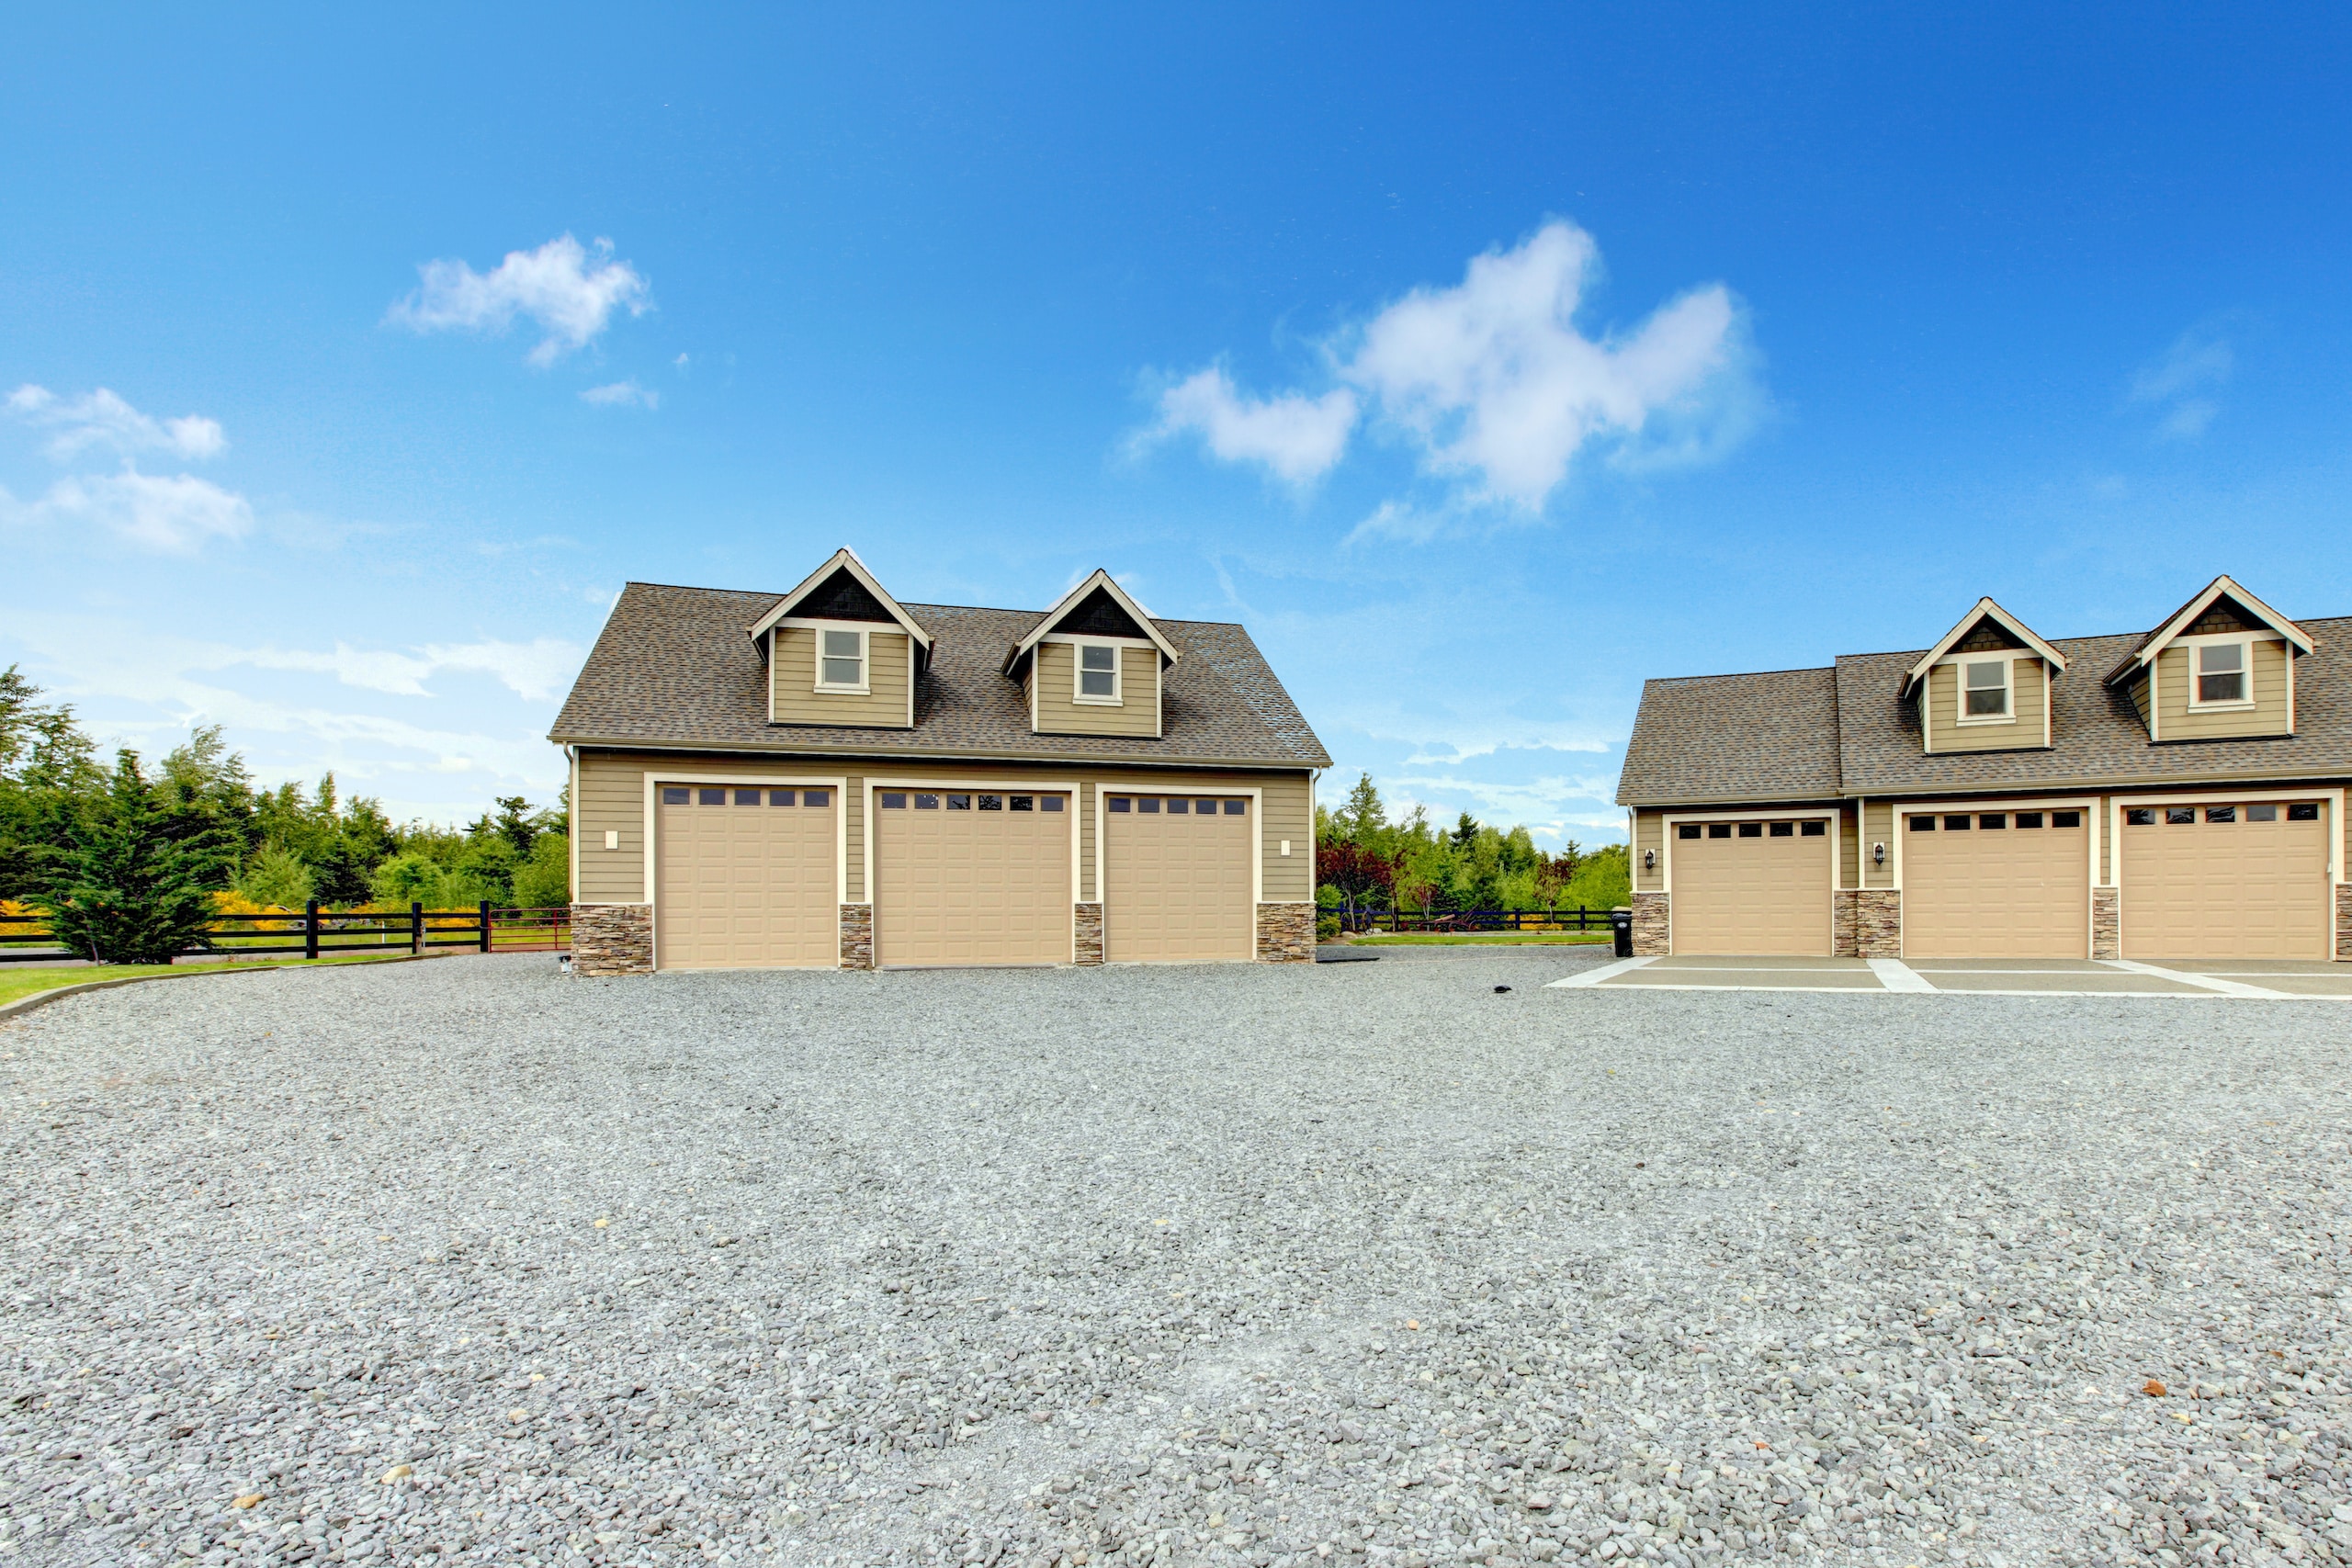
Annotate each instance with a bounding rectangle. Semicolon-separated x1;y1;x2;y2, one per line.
0;953;430;1010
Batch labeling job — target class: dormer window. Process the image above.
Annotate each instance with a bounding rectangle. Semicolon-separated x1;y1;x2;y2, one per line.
2192;639;2250;707
818;628;868;692
1961;658;2011;721
1076;643;1121;704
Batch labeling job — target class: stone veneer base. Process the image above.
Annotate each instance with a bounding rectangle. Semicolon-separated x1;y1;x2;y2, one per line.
1630;892;1670;956
1255;902;1316;963
1849;889;1902;958
2093;886;2122;962
570;904;653;976
1073;903;1104;964
839;904;874;970
2338;883;2351;963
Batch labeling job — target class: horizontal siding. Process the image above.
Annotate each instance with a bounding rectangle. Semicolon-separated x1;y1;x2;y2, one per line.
1033;641;1160;738
2127;669;2153;734
1839;807;1860;889
1926;658;2047;753
1861;799;1896;888
2155;638;2291;740
1633;809;1665;892
773;627;911;729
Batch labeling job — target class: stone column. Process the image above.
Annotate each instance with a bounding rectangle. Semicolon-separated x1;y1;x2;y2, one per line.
1630;891;1669;956
2335;884;2350;963
1851;890;1902;958
570;904;652;976
1073;903;1104;964
1254;902;1315;962
2092;886;2121;961
1832;891;1859;958
839;904;875;970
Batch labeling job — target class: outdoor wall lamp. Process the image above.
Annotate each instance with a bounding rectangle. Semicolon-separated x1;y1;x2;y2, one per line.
1872;841;1887;866
1643;848;1657;872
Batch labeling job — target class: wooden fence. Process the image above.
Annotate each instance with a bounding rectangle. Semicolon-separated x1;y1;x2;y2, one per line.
1332;906;1618;935
0;902;572;964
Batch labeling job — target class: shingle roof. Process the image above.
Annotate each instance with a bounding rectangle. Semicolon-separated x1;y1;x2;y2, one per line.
1616;666;1843;805
549;581;1329;769
1617;615;2352;805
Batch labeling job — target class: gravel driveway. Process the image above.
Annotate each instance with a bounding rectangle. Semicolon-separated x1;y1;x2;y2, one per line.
6;950;2351;1568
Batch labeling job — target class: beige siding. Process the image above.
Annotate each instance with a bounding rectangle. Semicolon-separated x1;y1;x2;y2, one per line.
1634;809;1666;893
1861;799;1897;888
1032;642;1160;738
1078;782;1096;900
575;750;851;905
1838;807;1860;888
2126;671;2153;735
1924;658;2049;753
2153;638;2292;740
771;627;912;729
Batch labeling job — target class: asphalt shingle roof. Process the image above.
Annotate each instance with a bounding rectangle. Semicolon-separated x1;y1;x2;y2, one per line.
1618;615;2352;805
549;582;1330;769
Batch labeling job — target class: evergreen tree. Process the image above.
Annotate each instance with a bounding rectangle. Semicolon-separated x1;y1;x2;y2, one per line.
31;750;237;964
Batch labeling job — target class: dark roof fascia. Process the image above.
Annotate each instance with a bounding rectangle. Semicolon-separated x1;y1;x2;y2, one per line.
555;735;1317;773
1617;794;1849;811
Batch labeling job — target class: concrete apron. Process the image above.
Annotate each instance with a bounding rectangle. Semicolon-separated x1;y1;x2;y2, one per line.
1555;953;2352;998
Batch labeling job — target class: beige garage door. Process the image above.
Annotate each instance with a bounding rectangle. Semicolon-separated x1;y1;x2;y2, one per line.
1669;818;1832;955
873;788;1071;966
2120;801;2332;960
656;784;839;969
1103;793;1255;963
1903;807;2089;958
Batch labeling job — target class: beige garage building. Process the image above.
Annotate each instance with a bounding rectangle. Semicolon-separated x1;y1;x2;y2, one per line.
552;550;1328;974
1619;576;2351;963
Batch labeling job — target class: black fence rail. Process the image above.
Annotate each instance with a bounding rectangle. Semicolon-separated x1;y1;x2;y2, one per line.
1332;906;1618;935
0;903;573;964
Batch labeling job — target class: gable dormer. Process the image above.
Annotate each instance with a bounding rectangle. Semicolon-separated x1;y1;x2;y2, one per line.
748;548;932;729
1902;597;2070;755
2102;575;2311;742
1003;570;1180;739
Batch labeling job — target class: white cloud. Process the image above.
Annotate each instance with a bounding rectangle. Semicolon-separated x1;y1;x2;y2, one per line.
582;379;659;409
2131;322;2233;441
7;384;226;461
1341;221;1744;507
1141;367;1359;484
387;233;650;366
238;637;584;701
2;469;253;552
1137;220;1753;513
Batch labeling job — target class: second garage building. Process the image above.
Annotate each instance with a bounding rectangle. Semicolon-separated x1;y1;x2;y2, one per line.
1619;575;2350;963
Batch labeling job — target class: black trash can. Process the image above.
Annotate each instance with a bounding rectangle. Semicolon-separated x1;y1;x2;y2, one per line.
1609;907;1634;958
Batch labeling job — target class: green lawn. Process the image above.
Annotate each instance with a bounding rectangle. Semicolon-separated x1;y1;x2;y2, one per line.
1340;931;1613;946
0;953;429;1009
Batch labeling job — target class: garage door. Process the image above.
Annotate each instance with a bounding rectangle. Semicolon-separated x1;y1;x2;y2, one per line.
1669;818;1832;955
873;788;1072;966
2120;801;2332;960
1103;793;1255;963
1902;807;2089;958
655;784;839;969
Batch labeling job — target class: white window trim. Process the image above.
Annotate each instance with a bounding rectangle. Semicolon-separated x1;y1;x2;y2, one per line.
814;625;871;695
1948;654;2017;727
1071;640;1125;705
2184;633;2258;712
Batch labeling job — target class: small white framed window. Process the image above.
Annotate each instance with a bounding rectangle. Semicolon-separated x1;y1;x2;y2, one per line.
2190;639;2252;707
1074;642;1122;705
817;627;868;693
1958;658;2012;722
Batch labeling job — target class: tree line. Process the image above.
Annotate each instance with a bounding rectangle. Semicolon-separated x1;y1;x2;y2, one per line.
0;667;570;962
1314;773;1629;920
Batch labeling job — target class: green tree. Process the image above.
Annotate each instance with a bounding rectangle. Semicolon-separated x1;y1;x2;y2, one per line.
0;667;104;904
31;750;237;964
236;840;315;908
510;832;571;908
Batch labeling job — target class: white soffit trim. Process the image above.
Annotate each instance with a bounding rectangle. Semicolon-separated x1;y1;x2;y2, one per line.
1903;597;2070;694
1005;569;1182;675
745;547;934;657
2108;573;2314;685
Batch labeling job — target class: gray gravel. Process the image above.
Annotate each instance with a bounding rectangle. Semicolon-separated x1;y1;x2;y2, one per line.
6;949;2352;1568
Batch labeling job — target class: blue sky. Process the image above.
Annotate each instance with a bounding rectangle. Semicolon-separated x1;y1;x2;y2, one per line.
6;7;2350;841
